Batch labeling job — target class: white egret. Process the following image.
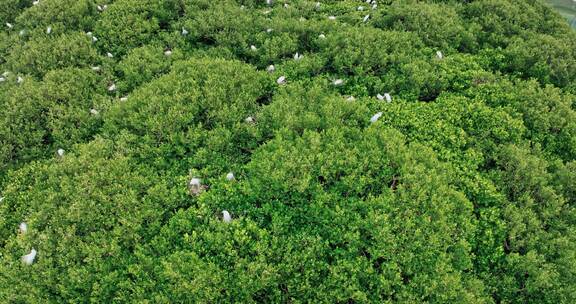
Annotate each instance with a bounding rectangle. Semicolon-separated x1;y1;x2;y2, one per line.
107;83;116;91
332;79;344;86
91;66;101;71
384;93;392;103
33;0;40;5
250;45;258;52
6;23;13;29
120;96;128;102
19;30;25;36
363;15;370;22
22;249;37;265
17;76;24;84
106;52;114;58
164;49;172;56
328;16;336;20
222;210;232;223
46;26;52;34
226;172;235;181
294;52;303;60
188;177;202;195
245;116;255;124
0;77;5;83
266;28;273;33
19;222;27;234
277;76;287;85
90;109;99;115
370;112;383;123
181;28;188;35
358;6;364;11
436;50;443;59
266;65;275;73
57;148;65;157
346;96;356;101
318;33;326;39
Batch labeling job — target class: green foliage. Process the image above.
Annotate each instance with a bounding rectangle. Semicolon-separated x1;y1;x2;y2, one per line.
0;0;575;303
6;32;100;78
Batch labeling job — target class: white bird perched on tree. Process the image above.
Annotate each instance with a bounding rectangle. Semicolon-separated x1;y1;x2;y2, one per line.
33;0;40;5
294;52;303;60
19;222;27;234
318;33;326;39
377;93;392;102
226;172;235;181
284;3;289;8
277;76;287;85
57;148;65;157
328;16;336;20
372;3;377;9
90;109;99;115
363;15;370;23
266;28;273;33
19;30;25;36
188;177;202;195
164;49;172;56
17;76;24;84
0;77;5;83
332;79;344;86
315;2;321;10
22;249;37;265
92;36;98;43
181;28;188;36
107;83;116;91
222;210;232;223
91;66;101;72
266;65;275;73
370;112;383;123
250;45;258;52
6;23;13;29
358;6;364;11
436;50;443;59
46;26;52;34
245;116;255;124
120;96;128;102
346;95;356;101
106;52;114;58
0;197;4;203
384;93;392;102
266;0;273;6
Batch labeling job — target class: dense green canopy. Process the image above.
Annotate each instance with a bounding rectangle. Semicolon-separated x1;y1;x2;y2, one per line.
0;0;575;303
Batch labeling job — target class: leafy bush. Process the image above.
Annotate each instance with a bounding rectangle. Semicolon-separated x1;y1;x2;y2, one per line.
0;0;575;303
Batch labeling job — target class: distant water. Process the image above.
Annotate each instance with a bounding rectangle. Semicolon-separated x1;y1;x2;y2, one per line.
545;0;576;28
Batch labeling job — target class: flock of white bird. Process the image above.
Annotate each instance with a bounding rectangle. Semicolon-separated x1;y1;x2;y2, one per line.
188;175;234;223
3;0;447;266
